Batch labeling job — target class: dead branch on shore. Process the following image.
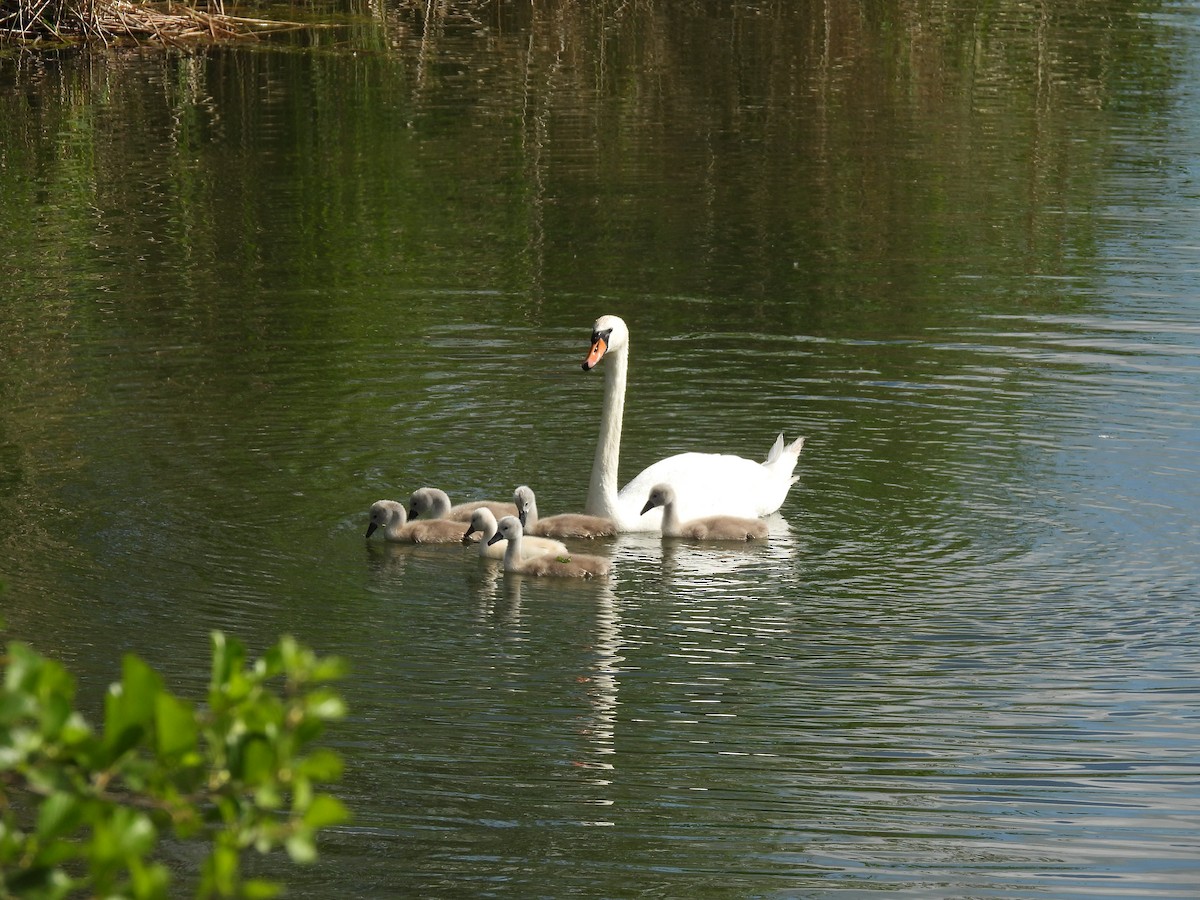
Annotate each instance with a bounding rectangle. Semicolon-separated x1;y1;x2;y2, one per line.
0;0;309;45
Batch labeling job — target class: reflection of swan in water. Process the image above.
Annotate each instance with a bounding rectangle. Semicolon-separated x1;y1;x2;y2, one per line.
564;578;621;826
364;539;477;593
462;556;524;626
653;515;796;582
603;521;794;582
364;540;410;584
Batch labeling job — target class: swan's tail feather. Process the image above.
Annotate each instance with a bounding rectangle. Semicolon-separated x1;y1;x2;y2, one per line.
764;433;785;464
755;435;806;517
764;434;805;467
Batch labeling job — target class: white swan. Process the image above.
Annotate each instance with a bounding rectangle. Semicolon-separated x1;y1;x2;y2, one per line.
407;487;517;523
581;314;805;531
512;485;617;539
462;507;570;560
487;516;612;578
365;500;475;544
641;483;768;540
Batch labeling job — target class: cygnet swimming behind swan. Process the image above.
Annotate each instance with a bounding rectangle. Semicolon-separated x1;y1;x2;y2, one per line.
462;507;570;560
640;484;769;541
487;516;612;578
512;485;617;539
407;487;518;523
366;499;476;544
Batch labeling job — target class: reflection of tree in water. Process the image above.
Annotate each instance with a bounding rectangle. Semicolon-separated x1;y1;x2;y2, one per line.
373;0;1174;319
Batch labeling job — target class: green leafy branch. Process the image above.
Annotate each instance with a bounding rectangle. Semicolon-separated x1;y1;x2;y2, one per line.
0;631;349;899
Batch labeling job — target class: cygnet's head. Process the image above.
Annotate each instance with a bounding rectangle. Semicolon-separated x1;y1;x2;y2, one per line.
582;315;629;371
407;487;448;520
488;515;523;545
466;507;498;534
640;484;677;515
513;485;536;525
367;500;405;537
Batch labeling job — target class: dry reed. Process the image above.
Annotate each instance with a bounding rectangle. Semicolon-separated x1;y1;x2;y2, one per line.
1;0;305;44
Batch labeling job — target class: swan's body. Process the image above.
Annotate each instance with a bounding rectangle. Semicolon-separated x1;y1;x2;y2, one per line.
641;484;769;541
463;507;570;560
513;485;618;539
407;487;517;523
366;500;474;544
581;315;805;531
487;516;611;578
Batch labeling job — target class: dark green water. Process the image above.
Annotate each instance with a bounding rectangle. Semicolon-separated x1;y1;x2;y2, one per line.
2;2;1199;895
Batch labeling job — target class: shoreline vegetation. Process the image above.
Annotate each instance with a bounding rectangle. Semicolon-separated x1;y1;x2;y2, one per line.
0;0;309;44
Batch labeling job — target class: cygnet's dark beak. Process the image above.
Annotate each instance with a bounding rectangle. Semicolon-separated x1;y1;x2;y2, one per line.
407;506;419;520
462;527;475;544
366;522;379;538
487;532;504;546
517;509;528;526
640;499;658;515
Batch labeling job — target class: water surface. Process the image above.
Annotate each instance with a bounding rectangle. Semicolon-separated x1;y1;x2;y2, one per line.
2;1;1199;896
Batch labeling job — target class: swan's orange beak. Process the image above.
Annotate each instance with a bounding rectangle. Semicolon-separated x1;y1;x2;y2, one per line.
582;336;607;371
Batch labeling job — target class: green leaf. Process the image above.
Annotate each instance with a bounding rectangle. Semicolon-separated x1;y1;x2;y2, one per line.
120;656;164;720
153;693;197;759
276;635;303;672
236;734;276;785
91;807;157;864
39;693;73;737
209;632;246;702
4;642;43;693
254;783;283;810
296;749;343;782
303;690;347;722
3;631;349;899
242;879;283;899
284;833;317;864
103;688;143;759
103;655;163;753
202;841;240;897
128;858;170;899
35;792;82;843
302;794;349;831
310;656;349;683
58;711;93;746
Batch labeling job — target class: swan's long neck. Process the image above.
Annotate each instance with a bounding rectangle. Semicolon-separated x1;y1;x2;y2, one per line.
503;531;523;571
429;490;452;518
476;519;498;555
659;498;681;537
586;345;627;519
